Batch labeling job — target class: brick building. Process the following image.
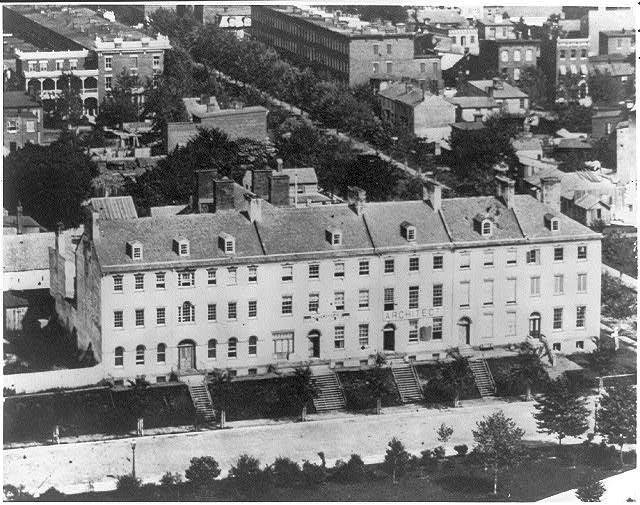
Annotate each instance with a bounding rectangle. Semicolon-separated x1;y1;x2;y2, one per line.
540;36;590;102
598;30;635;57
3;5;170;116
462;78;529;115
250;5;442;89
164;105;269;153
3;91;42;151
478;38;541;82
50;175;601;381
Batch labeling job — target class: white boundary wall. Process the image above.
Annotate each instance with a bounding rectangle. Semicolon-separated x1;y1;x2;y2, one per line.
4;364;105;394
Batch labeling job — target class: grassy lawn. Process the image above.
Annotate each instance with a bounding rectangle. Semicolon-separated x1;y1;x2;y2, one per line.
48;445;634;502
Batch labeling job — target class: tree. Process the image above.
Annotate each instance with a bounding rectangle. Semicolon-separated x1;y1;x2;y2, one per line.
534;376;590;445
228;454;270;498
596;384;636;466
96;69;141;130
55;73;84;130
185;456;221;489
588;70;625;105
436;423;454;444
508;342;548;400
555;103;592;133
601;229;637;278
115;474;142;496
383;437;411;484
516;66;550;108
3;142;98;229
280;367;318;420
472;410;525;495
575;474;605;502
142;75;189;134
601;273;637;320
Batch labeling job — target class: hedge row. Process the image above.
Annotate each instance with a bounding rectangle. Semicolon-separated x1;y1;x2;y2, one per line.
337;368;402;411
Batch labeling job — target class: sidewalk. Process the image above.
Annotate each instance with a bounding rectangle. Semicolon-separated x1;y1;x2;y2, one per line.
3;396;598;496
538;468;639;502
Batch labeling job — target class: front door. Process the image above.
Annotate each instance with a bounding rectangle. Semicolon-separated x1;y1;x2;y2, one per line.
383;326;395;351
458;318;471;345
529;315;541;337
308;335;320;358
178;343;195;370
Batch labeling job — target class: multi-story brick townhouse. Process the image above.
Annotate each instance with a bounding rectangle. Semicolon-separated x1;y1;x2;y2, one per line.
250;5;442;89
3;5;170;116
50;172;601;382
540;35;590;102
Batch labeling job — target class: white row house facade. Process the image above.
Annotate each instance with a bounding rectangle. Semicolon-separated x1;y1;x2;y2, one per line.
50;173;602;382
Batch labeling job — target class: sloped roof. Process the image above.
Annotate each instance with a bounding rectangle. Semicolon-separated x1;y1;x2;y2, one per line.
3;215;47;231
574;193;609;210
192;105;268;120
512;195;599;238
3;91;41;110
150;205;190;217
3;233;55;272
378;83;425;107
440;196;522;242
89;196;138;220
467;79;529;99
446;96;499;108
525;167;615;200
281;167;318;185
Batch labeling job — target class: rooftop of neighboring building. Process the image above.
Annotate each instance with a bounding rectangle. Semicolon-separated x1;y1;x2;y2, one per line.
91;189;599;271
378;83;426;106
3;213;47;232
88;196;138;221
416;9;467;26
3;91;41;110
477;17;513;26
3;232;55;272
588;57;634;77
6;5;161;51
481;37;541;45
601;30;635;38
555;137;593;150
191;105;268;120
3;34;38;59
467;79;529;99
446;95;500;108
592;107;625;119
281;167;318;185
451;121;486;130
525;165;616;200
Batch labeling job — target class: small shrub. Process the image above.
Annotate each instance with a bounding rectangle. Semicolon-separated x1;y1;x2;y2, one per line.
159;472;182;487
270;457;301;488
454;444;468;456
38;487;65;501
3;484;34;501
575;474;605;502
228;454;271;497
436;423;454;444
580;441;619;469
115;474;142;496
301;460;327;487
331;454;368;483
185;456;221;489
433;446;446;459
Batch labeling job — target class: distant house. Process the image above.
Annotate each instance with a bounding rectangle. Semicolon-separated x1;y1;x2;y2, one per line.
591;106;625;140
523;165;622;226
463;78;530;115
3;90;42;152
164;104;269;153
598;30;635;57
588;54;634;86
445;95;501;122
377;82;456;140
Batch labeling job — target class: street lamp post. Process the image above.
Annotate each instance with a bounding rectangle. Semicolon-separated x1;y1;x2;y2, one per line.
131;441;137;479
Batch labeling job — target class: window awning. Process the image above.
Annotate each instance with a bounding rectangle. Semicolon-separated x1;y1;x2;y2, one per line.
580;64;588;75
570;64;578;75
559;65;567;75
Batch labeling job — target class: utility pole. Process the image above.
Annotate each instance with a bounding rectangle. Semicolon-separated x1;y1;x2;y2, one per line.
131;440;137;479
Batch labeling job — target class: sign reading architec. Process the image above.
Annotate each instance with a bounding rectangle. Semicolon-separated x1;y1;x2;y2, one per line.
384;308;435;322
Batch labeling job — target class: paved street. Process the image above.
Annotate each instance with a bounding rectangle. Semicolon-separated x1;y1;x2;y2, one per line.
3;397;597;496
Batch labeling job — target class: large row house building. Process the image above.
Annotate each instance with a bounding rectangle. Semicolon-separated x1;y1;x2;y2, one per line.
50;172;601;383
4;5;171;119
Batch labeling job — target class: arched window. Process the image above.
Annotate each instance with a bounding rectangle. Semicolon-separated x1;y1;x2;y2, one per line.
208;339;217;359
114;346;124;367
228;337;237;358
529;312;541;337
482;220;492;235
136;345;145;365
248;335;257;356
178;301;195;323
157;343;166;363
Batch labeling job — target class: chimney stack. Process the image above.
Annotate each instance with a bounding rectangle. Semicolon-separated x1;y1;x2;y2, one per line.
540;176;561;213
495;175;515;208
195;169;217;213
213;177;235;212
55;221;64;252
251;168;272;200
268;172;290;206
276;158;284;172
347;186;367;215
16;202;23;235
423;179;442;211
91;211;100;241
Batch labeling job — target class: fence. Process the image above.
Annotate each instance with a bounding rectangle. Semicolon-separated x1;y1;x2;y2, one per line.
4;365;105;395
597;373;637;391
602;264;637;291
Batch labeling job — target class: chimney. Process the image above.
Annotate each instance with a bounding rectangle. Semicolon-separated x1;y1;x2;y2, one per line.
246;194;263;223
423;179;442;211
347;186;367;215
495;175;515;208
540;176;561;213
276;158;284;172
55;221;64;252
90;210;100;241
16;202;23;235
195;169;216;213
251;168;272;200
213;177;235;212
268;172;290;206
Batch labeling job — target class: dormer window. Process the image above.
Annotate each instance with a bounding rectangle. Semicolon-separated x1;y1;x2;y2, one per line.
218;232;235;254
474;214;494;236
126;241;143;260
173;238;190;257
401;221;416;242
544;213;560;232
326;227;342;246
482;221;492;236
